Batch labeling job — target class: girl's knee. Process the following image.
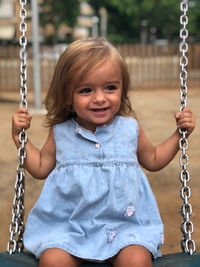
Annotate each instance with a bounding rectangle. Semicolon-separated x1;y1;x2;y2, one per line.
128;253;152;267
39;248;82;267
110;245;152;267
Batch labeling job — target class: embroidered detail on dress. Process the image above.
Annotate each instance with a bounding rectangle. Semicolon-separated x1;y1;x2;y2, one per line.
108;231;116;242
158;233;164;249
160;233;164;244
106;228;117;243
124;204;135;217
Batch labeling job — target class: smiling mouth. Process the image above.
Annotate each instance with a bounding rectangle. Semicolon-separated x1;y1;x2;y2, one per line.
91;107;109;112
90;107;110;115
92;108;108;112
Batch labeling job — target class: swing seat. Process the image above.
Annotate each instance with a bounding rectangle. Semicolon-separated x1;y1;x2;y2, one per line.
0;251;200;267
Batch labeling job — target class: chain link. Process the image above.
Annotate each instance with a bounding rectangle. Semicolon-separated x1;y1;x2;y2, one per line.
179;0;195;255
7;0;28;254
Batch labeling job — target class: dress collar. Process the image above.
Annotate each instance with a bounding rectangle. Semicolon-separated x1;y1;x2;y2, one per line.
72;116;119;143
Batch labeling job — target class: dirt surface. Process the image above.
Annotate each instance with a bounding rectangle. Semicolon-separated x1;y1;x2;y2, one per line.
0;89;199;255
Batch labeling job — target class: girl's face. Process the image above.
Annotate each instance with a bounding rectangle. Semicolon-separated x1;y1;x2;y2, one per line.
71;59;122;132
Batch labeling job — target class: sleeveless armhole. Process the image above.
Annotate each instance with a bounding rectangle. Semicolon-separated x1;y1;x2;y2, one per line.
129;117;139;153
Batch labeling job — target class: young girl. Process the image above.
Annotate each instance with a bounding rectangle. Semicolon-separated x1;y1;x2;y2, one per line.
12;37;195;267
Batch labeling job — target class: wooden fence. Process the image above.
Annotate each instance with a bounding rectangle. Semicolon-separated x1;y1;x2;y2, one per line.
0;43;200;93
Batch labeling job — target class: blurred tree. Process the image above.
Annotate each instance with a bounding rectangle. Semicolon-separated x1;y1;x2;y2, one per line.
188;0;200;42
37;0;200;44
89;0;200;43
88;0;181;43
39;0;79;43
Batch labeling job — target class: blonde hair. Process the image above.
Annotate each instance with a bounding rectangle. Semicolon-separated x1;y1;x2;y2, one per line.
44;37;135;127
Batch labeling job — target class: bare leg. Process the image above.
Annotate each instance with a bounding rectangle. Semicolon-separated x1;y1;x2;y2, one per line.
39;248;83;267
108;245;152;267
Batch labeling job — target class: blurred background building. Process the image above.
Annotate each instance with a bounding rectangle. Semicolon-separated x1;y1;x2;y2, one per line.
0;0;199;100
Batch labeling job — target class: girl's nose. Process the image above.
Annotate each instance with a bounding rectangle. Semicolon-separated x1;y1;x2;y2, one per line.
93;90;106;103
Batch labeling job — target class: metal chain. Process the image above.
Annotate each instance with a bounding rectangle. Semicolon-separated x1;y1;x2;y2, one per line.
7;0;28;254
179;0;195;255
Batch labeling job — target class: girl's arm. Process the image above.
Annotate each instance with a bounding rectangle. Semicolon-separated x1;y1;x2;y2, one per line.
137;108;195;172
12;107;56;179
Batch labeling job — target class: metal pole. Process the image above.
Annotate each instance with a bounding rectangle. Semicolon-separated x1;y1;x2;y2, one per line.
92;16;99;37
31;0;41;110
99;7;107;38
140;19;148;45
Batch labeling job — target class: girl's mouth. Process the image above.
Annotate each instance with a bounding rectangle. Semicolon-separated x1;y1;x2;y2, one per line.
91;107;109;115
92;108;108;112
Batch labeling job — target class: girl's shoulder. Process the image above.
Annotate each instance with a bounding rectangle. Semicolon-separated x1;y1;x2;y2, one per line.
53;119;74;139
53;119;74;129
116;115;139;136
117;115;138;127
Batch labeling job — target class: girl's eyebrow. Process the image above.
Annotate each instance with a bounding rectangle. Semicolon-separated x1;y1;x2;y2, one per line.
75;80;121;88
74;84;91;90
106;80;121;84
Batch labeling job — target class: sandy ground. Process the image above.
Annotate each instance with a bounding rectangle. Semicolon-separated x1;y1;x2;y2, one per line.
0;88;199;256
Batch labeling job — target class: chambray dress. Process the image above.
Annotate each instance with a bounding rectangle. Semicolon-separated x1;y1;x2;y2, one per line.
24;116;164;260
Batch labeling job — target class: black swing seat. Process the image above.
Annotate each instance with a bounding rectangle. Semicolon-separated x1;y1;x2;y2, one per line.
0;251;200;267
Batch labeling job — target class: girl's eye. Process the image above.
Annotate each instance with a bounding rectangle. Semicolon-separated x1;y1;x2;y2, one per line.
79;88;92;94
106;85;117;91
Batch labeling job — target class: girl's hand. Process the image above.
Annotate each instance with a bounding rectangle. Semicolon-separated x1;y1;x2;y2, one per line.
12;107;32;143
175;108;195;137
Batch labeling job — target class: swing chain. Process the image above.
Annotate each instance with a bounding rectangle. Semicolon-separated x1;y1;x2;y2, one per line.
179;0;195;255
19;0;28;109
7;0;28;255
179;0;188;111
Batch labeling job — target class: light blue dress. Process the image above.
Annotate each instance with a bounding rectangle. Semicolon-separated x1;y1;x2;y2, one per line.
24;116;164;260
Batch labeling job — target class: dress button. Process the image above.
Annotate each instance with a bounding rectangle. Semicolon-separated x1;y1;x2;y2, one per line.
95;143;101;148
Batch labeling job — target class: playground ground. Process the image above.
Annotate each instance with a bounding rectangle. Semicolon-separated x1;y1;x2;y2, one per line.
0;88;199;255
